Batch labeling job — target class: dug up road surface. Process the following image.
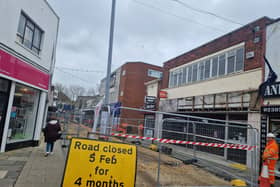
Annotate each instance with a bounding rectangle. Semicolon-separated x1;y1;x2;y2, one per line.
67;123;230;186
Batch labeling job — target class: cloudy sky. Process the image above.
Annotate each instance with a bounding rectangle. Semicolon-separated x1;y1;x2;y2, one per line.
47;0;280;91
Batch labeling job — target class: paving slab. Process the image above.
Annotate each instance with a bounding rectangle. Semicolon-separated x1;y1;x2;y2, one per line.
0;147;32;186
15;140;65;187
0;170;8;179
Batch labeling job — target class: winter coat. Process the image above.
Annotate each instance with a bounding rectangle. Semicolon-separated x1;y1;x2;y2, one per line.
43;120;61;143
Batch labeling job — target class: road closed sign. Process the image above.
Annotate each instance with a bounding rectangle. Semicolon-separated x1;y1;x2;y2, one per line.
61;138;137;187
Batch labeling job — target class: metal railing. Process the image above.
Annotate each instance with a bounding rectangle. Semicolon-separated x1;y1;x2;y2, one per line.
47;106;259;186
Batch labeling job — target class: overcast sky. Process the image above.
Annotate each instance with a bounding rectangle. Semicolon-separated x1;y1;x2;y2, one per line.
47;0;280;91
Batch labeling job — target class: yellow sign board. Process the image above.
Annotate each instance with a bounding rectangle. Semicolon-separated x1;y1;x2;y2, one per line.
61;138;137;187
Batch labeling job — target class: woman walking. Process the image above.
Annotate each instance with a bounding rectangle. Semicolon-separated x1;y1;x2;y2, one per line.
43;119;61;156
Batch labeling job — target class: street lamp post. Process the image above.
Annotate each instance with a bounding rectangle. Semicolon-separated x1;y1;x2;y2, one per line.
104;0;116;106
103;0;116;136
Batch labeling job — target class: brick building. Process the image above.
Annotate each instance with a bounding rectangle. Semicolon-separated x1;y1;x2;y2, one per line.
158;17;277;166
99;62;163;131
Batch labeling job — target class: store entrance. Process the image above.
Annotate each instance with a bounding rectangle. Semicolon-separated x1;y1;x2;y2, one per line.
0;78;11;146
270;118;280;177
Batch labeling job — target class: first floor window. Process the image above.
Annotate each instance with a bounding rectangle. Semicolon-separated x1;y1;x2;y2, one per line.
218;54;226;76
17;12;43;55
192;64;198;82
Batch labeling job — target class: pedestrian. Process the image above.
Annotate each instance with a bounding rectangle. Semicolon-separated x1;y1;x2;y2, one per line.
43;119;61;157
261;133;279;187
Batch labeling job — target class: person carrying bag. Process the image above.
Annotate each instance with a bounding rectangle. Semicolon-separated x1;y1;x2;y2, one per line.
42;119;61;157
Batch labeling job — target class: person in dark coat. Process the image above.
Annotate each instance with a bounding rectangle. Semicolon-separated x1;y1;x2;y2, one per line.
43;119;61;156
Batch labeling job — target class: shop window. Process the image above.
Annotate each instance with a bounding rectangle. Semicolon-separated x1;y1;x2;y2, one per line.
16;12;43;55
7;84;39;143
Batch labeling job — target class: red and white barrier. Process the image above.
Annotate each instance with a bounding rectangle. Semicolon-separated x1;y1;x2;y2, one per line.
111;133;256;151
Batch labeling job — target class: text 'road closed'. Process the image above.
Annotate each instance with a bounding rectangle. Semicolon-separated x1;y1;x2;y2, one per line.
61;138;137;187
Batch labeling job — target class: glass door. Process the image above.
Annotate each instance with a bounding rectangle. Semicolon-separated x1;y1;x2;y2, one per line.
270;118;280;177
0;78;11;146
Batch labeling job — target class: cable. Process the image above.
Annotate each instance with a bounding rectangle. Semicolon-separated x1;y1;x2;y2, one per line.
55;66;104;73
55;67;95;84
133;0;226;33
170;0;243;26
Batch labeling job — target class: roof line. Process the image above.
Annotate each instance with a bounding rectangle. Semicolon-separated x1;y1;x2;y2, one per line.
44;0;60;20
163;16;274;66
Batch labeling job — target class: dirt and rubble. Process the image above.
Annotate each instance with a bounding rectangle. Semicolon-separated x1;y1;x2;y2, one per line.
66;122;230;186
136;146;230;186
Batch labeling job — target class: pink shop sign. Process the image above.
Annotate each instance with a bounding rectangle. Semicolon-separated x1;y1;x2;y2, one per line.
0;49;49;90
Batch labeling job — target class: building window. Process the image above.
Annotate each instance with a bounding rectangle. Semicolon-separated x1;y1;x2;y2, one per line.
236;48;244;71
173;71;178;87
192;64;198;82
16;12;43;55
122;70;126;76
227;50;236;74
169;72;173;88
218;54;226;76
7;84;39;143
205;60;211;79
212;56;218;77
168;45;244;88
198;61;205;81
178;69;183;86
148;69;162;79
182;66;188;84
188;65;192;83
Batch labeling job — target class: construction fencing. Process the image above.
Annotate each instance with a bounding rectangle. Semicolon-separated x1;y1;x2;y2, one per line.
47;107;259;187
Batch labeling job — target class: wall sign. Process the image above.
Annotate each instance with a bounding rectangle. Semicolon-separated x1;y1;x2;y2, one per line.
144;96;156;110
262;82;280;98
159;91;168;98
260;115;268;155
62;138;137;187
0;49;49;90
261;105;280;113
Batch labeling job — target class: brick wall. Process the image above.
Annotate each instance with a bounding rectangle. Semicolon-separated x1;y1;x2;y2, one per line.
162;17;274;89
118;62;163;124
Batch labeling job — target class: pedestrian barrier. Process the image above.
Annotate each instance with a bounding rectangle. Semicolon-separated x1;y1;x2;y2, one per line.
108;106;259;187
47;106;260;187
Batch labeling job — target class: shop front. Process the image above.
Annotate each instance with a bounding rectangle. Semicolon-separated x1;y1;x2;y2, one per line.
0;78;11;148
260;81;280;177
0;48;49;152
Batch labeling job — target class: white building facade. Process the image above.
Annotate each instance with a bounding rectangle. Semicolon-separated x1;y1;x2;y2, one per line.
0;0;59;152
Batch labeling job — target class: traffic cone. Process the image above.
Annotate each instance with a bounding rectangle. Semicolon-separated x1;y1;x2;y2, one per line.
259;176;270;187
259;161;270;187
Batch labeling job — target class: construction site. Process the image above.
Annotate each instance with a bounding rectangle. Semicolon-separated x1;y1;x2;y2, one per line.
60;107;260;187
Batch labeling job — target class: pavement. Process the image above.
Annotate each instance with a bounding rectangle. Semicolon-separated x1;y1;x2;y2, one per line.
0;139;66;187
